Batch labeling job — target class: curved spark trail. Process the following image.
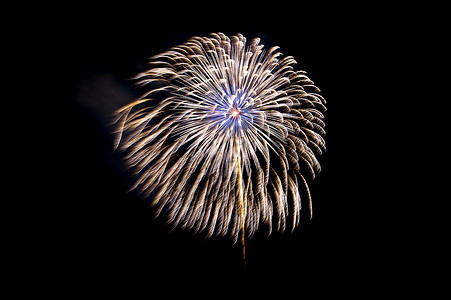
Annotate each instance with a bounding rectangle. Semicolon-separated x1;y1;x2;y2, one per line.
113;33;326;244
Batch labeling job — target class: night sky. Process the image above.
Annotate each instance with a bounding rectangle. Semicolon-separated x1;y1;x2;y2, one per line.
44;2;426;294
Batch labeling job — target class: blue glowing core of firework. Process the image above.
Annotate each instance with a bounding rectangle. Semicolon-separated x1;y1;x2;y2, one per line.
206;91;258;137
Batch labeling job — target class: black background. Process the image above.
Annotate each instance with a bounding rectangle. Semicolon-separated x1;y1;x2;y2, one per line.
34;1;431;295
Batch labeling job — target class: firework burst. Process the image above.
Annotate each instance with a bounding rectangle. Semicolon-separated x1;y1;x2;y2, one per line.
113;33;326;244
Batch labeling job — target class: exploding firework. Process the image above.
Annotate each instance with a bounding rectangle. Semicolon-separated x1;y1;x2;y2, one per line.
113;33;326;244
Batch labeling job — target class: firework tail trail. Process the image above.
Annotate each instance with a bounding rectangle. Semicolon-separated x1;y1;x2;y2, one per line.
236;138;246;265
